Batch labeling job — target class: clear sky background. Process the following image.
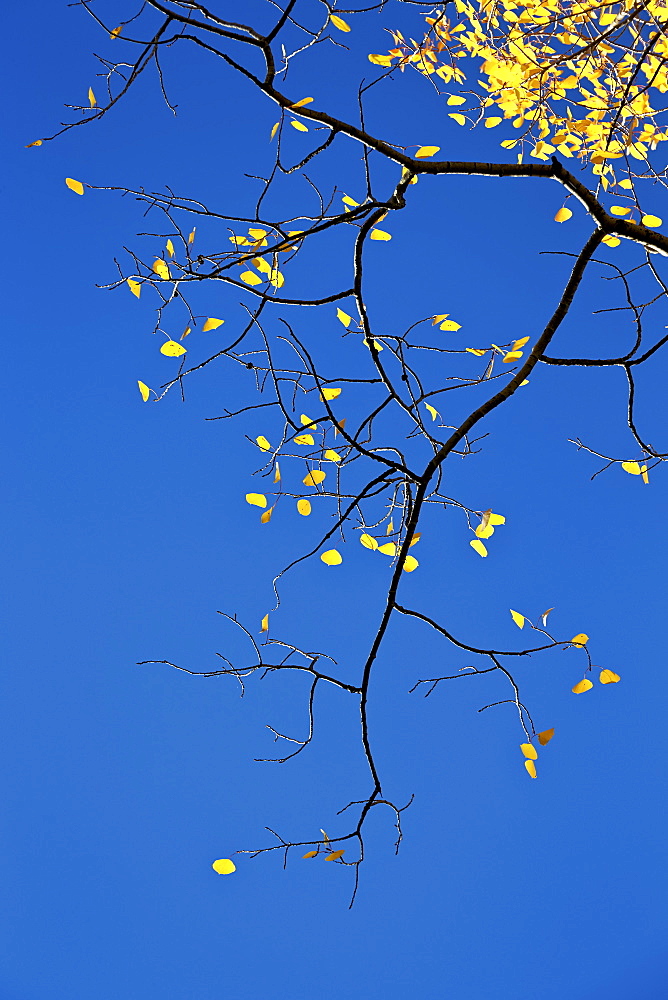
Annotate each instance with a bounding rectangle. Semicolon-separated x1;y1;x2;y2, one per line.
3;3;667;998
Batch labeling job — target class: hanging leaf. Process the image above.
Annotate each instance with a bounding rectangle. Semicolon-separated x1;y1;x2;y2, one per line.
447;95;466;106
26;140;43;147
300;414;317;429
541;607;554;626
524;760;537;778
260;507;273;524
320;387;342;401
188;229;196;244
470;539;488;557
537;728;555;746
291;120;309;132
273;463;281;484
599;669;621;684
503;350;523;363
256;435;271;452
409;533;421;547
554;207;572;222
240;270;263;286
321;549;342;565
127;278;141;298
485;116;502;128
571;633;589;647
270;122;279;140
336;308;352;327
403;555;419;572
325;449;342;462
297;498;312;516
291;97;314;108
137;381;151;402
370;229;392;241
610;205;630;216
572;678;594;693
246;493;267;508
510;609;525;629
160;340;187;357
294;434;314;446
424;403;439;421
303;469;326;486
520;743;538;760
415;145;441;158
110;24;123;39
488;513;506;525
641;465;649;484
211;859;236;875
203;317;225;331
466;348;486;356
152;259;170;280
302;851;318;859
342;195;359;207
602;235;620;248
260;614;269;632
642;214;662;227
363;338;384;351
330;14;350;31
449;113;467;125
65;177;84;195
378;542;397;556
439;319;461;331
88;87;97;109
512;336;530;350
325;849;346;860
621;461;642;475
360;533;378;550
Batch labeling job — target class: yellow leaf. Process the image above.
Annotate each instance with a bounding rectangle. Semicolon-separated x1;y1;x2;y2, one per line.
403;554;419;572
269;269;284;289
294;434;314;446
386;521;393;535
330;13;350;31
488;513;505;525
610;205;630;216
368;53;393;67
325;449;342;462
212;859;236;875
300;414;317;429
470;539;488;557
520;743;538;760
641;466;649;485
202;317;225;331
537;728;555;746
485;117;502;128
510;609;525;629
246;493;267;508
88;87;96;109
409;533;421;547
137;380;150;402
179;326;190;342
152;259;170;280
65;177;84;196
602;235;620;248
466;348;486;356
642;215;662;227
599;669;621;684
291;120;309;132
188;229;196;244
240;270;263;286
336;308;352;327
503;350;523;363
425;403;439;421
127;278;141;299
363;338;384;351
26;139;43;147
165;239;175;258
260;614;269;632
110;25;123;39
524;760;537;778
571;633;589;647
270;122;279;140
260;507;273;524
321;549;342;566
370;229;392;241
160;340;187;357
297;498;312;517
554;207;572;223
320;387;341;401
378;542;396;556
512;336;530;349
291;97;314;108
415;145;441;158
273;463;281;483
360;533;378;550
303;469;326;486
621;461;642;475
302;851;318;859
440;320;461;331
476;522;494;539
449;113;466;126
325;849;345;860
520;379;529;386
572;678;593;694
447;95;466;106
342;195;359;207
256;436;271;452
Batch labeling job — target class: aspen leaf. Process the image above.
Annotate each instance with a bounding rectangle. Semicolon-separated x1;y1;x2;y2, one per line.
432;314;449;325
488;513;505;525
363;338;384;350
165;239;175;258
470;539;488;557
324;449;342;462
302;851;318;859
320;829;329;843
409;533;421;547
476;517;494;538
368;53;393;67
137;381;150;402
425;403;439;421
540;608;554;626
360;533;378;550
386;521;394;535
297;498;311;516
466;348;486;356
26;140;43;147
554;207;572;222
599;669;621;684
642;214;662;227
180;326;192;340
602;235;620;248
485;117;502;128
160;340;187;357
260;614;269;632
269;269;284;289
336;308;352;327
572;678;593;693
110;24;123;39
512;336;530;349
524;760;537;778
291;120;309;132
571;633;589;647
240;270;263;286
294;434;314;446
619;179;633;189
270;122;279;140
65;177;84;195
246;493;267;508
300;414;317;428
440;320;461;331
342;195;359;207
152;259;170;280
256;436;271;451
641;465;649;484
88;87;96;109
447;95;466;105
538;728;555;745
449;113;467;125
320;387;342;400
188;229;196;244
260;507;273;524
415;145;441;158
321;549;342;566
127;278;141;298
212;859;236;875
273;464;281;483
510;609;525;629
330;15;350;31
370;229;392;241
621;461;642;475
520;743;538;760
503;350;523;363
291;97;314;108
610;205;630;216
202;317;225;331
403;555;419;572
303;470;326;486
378;542;397;556
520;379;530;386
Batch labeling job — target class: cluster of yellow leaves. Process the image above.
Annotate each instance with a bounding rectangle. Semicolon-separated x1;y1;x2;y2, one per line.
470;509;505;556
622;460;650;483
369;2;668;186
359;529;420;572
573;668;621;692
520;728;554;777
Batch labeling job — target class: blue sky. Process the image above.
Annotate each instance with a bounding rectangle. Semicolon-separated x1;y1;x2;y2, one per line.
3;3;667;998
